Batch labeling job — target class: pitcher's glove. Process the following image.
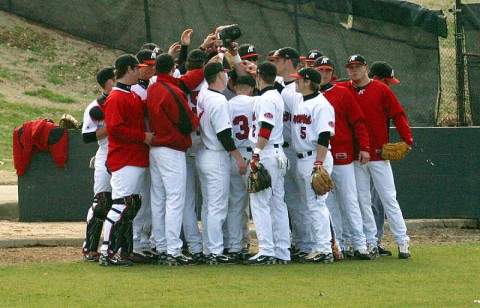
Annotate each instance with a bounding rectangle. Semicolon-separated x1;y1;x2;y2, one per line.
310;162;334;195
59;113;81;129
248;154;272;193
380;142;411;161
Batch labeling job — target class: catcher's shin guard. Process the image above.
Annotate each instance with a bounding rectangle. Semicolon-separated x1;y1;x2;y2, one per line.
83;192;112;254
111;195;142;255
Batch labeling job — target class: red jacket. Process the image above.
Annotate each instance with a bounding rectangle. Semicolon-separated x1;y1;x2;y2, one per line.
337;80;413;161
104;88;149;172
147;74;199;152
13;119;68;175
322;84;370;165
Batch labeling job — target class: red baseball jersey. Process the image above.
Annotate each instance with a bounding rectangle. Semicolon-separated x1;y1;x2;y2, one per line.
104;87;149;172
336;80;413;161
322;84;370;165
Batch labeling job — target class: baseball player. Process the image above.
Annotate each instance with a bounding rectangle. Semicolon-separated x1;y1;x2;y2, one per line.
268;47;314;260
245;61;290;265
368;61;401;257
195;62;247;265
81;66;115;262
315;56;373;260
226;74;257;260
301;49;323;68
238;43;262;65
282;67;336;263
129;48;158;263
147;53;200;266
338;54;413;259
99;54;154;266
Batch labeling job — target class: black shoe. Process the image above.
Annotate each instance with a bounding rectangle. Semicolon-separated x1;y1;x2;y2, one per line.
304;252;334;264
165;253;197;266
156;252;168;265
368;245;380;259
243;255;276;265
354;249;373;260
398;243;411;259
291;251;308;262
276;258;291;265
83;251;100;262
99;253;133;266
142;249;160;261
227;252;241;263
191;252;204;264
128;250;151;264
378;246;393;257
205;253;237;265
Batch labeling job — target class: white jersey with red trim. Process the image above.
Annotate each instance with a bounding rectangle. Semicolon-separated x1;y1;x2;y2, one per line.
278;80;296;143
82;99;108;153
227;94;255;149
197;88;232;151
283;90;335;152
249;88;284;146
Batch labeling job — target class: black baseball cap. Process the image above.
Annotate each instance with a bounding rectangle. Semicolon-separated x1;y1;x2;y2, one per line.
256;61;277;79
187;49;208;63
140;42;164;54
345;54;367;67
136;49;157;66
314;56;334;70
289;67;321;84
236;75;257;88
238;44;262;60
96;66;115;85
267;47;300;60
369;61;400;84
204;62;225;79
304;49;323;63
114;54;147;70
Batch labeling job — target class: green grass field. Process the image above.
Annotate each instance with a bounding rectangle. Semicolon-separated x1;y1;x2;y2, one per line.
1;244;479;306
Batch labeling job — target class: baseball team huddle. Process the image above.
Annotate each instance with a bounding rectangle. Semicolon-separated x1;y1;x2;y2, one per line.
80;25;414;267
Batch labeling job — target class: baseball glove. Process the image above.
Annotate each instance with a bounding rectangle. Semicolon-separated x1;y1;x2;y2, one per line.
59;113;81;129
248;163;272;193
380;142;411;161
310;165;334;195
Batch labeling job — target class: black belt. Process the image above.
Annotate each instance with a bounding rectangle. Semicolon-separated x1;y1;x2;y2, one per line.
297;151;313;159
283;142;289;148
246;147;253;152
274;144;280;148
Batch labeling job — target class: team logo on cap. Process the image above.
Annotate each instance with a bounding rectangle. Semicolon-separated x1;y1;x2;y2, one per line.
349;55;358;62
391;69;395;78
248;45;254;53
321;58;330;64
309;52;318;59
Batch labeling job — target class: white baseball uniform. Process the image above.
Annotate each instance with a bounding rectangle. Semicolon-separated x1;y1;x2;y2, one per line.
226;94;255;253
249;87;291;261
195;87;233;255
283;89;335;254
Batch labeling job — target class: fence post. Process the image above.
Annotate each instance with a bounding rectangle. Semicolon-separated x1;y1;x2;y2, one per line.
293;0;301;53
455;0;466;126
143;0;152;43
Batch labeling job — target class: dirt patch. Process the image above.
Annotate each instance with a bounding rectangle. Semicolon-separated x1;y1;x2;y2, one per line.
0;171;17;185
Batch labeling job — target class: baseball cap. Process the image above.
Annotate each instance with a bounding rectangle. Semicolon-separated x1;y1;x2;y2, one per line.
314;56;334;70
236;75;257;88
256;61;277;79
267;47;300;60
136;49;157;65
204;62;225;79
289;67;321;84
238;44;262;60
96;66;115;85
114;54;147;70
369;61;400;84
187;49;208;63
345;54;367;67
304;49;323;63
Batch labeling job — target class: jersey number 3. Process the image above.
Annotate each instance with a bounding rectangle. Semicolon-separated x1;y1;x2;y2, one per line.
233;115;249;140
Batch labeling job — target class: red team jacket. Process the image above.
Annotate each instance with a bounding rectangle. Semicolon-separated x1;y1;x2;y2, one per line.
322;84;370;165
104;88;149;172
337;80;413;161
13;118;68;175
147;74;200;152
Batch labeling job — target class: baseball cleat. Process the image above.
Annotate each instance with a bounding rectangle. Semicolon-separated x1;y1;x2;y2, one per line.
367;244;380;259
128;249;151;264
83;251;100;262
165;253;197;266
354;249;373;260
191;252;205;264
291;250;309;262
378;246;393;257
243;254;276;265
205;253;237;265
276;258;291;265
99;253;133;266
398;243;411;259
304;252;334;264
156;252;168;265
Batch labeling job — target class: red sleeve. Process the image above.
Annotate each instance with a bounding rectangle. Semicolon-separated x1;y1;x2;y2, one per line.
384;87;414;146
105;96;145;144
345;91;370;151
178;68;204;91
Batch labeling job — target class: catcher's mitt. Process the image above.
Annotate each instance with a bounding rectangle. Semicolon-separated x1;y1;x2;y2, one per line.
310;165;334;195
59;113;81;129
380;142;411;161
248;163;272;193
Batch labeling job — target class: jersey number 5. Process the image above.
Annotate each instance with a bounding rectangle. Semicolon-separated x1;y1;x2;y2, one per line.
233;115;249;140
300;126;307;139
